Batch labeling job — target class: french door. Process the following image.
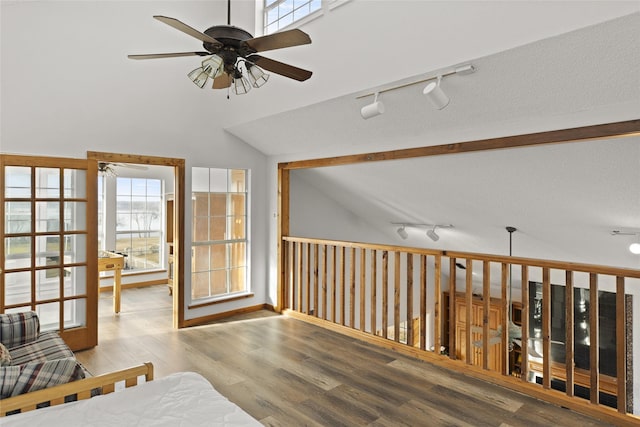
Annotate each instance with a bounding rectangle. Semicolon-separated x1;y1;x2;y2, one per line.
0;155;98;351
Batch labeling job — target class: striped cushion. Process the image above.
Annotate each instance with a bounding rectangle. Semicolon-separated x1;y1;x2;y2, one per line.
0;312;40;349
9;331;75;365
5;358;79;397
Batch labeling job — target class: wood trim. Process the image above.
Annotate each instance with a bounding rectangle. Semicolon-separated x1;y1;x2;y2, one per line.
520;266;529;383
589;273;599;404
86;151;186;329
542;268;551;389
187;293;255;309
370;249;377;337
278;120;640;170
181;303;273;327
448;258;456;358
360;248;366;331
277;168;289;312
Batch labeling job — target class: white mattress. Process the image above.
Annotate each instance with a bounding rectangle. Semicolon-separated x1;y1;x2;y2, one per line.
1;372;262;427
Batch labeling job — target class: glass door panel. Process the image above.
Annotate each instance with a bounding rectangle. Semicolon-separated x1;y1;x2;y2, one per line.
1;155;97;351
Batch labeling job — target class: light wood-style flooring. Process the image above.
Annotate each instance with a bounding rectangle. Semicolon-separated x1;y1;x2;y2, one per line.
76;285;613;426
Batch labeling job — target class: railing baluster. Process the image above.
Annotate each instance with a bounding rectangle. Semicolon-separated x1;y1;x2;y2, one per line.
449;258;457;359
305;242;311;314
313;244;319;317
565;271;574;397
382;251;389;339
520;266;529;383
322;244;327;320
501;262;508;375
286;241;292;309
296;242;302;312
331;246;337;323
616;276;627;414
482;260;490;370
542;267;551;389
360;248;366;332
589;273;599;405
465;258;473;365
350;247;356;328
434;254;441;353
420;254;427;351
394;251;401;343
371;249;377;336
340;246;345;326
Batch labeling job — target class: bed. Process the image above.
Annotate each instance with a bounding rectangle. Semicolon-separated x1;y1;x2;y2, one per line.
0;362;262;426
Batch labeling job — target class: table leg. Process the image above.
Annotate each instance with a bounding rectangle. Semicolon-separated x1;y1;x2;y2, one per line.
114;268;121;313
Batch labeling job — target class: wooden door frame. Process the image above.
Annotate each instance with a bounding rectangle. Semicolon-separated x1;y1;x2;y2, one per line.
87;152;186;328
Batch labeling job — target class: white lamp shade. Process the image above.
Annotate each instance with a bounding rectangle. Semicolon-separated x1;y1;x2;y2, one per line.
426;229;439;241
630;242;640;254
233;75;252;95
423;80;450;110
187;68;209;88
201;55;224;79
361;101;385;119
247;65;269;88
397;227;408;240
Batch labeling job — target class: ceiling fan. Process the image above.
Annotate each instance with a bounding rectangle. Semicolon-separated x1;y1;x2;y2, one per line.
98;162;148;176
128;0;312;95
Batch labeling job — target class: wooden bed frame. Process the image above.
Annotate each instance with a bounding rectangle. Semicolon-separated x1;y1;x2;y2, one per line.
0;362;154;416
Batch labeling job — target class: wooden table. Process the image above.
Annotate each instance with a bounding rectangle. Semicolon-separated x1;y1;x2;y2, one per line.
98;252;125;313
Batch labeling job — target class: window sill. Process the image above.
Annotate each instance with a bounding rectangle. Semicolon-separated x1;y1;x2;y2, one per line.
188;292;254;309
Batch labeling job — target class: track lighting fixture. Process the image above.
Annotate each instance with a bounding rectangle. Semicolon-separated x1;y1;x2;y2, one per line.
611;230;640;254
392;223;453;241
357;63;475;118
426;226;440;242
423;76;450;110
397;226;408;240
360;92;385;119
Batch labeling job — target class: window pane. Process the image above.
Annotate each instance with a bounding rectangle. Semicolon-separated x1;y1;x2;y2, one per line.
117;177;131;195
229;194;245;216
192;272;210;299
210;194;226;216
211;270;227;296
230;268;245;293
229;170;246;193
36;201;59;232
229;242;246;267
35;168;60;198
64;201;86;231
5;236;31;270
36;302;59;331
210;169;227;193
310;0;321;12
267;7;279;25
64;234;87;264
64;266;87;297
229;216;245;239
209;216;226;240
63;169;86;198
36;235;59;267
5;166;31;198
4;271;31;305
193;246;210;272
131;178;147;196
36;267;60;300
193;193;209;217
64;298;85;329
193;217;209;242
5;201;31;233
279;11;294;27
210;244;225;269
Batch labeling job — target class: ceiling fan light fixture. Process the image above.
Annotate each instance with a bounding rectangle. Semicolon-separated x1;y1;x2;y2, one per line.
247;64;269;88
187;67;209;88
201;55;224;79
233;73;252;95
423;76;450;110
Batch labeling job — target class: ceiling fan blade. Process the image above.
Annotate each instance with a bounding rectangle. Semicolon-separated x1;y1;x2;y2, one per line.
248;55;312;82
113;163;148;171
153;15;222;47
128;52;210;60
212;73;232;89
243;29;311;53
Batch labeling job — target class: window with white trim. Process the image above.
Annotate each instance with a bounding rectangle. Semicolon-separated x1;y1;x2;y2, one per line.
191;168;248;300
264;0;321;34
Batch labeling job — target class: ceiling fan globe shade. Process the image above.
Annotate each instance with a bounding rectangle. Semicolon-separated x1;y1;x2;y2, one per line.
201;55;224;78
360;100;385;119
427;229;439;241
187;67;209;88
233;75;252;95
630;243;640;254
423;80;450;110
247;65;269;88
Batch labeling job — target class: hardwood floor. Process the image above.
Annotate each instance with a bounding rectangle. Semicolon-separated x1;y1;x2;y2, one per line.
76;285;613;426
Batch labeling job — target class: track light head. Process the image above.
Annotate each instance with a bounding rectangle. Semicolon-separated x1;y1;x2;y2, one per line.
426;227;439;242
361;92;385;119
630;243;640;254
397;226;408;240
423;76;450;110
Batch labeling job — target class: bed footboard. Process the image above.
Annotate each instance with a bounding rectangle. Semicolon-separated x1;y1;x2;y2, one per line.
0;362;154;416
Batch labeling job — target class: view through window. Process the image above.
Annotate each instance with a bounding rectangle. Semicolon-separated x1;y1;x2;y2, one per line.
264;0;321;34
191;168;248;300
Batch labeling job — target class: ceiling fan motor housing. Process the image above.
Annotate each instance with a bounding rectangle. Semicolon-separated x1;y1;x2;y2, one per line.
203;25;255;73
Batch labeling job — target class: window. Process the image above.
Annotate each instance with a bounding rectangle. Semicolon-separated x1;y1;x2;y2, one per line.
115;178;163;271
264;0;321;34
191;168;248;300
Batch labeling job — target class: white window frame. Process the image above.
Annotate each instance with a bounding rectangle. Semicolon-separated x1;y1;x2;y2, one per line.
262;0;350;35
